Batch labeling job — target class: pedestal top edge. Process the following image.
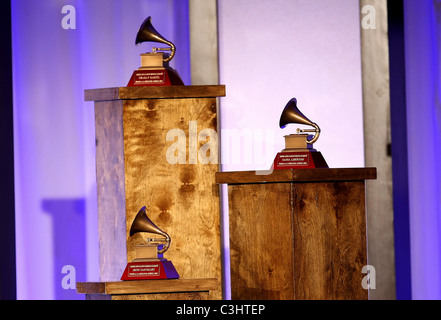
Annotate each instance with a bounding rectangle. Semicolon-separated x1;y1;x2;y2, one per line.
215;167;377;184
76;278;219;295
84;85;226;101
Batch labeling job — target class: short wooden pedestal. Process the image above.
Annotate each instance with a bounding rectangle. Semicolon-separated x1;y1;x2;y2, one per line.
77;278;218;300
216;168;377;300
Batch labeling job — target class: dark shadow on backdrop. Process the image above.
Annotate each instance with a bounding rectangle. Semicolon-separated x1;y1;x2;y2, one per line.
0;0;16;301
387;0;412;300
42;198;86;300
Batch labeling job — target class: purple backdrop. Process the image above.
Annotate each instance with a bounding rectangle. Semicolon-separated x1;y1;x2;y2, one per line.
12;0;189;300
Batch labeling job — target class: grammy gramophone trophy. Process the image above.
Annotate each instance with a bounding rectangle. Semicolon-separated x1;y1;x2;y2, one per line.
272;98;328;169
127;16;184;87
121;206;179;280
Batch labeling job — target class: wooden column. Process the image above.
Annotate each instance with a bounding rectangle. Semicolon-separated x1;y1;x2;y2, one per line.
216;168;377;300
82;85;225;300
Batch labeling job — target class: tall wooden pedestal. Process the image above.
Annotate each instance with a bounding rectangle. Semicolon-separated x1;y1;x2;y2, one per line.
78;86;225;300
216;168;377;300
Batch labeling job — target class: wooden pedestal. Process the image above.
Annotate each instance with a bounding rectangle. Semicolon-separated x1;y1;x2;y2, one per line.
77;278;219;300
216;168;377;300
81;86;225;300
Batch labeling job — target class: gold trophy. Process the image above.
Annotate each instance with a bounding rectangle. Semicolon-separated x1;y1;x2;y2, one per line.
121;206;179;280
127;16;184;86
272;98;328;169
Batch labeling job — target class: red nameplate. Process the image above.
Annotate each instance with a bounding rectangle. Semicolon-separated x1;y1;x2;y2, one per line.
272;151;328;170
127;68;184;87
121;260;179;280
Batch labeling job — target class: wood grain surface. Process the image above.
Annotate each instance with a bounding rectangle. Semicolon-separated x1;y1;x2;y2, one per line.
77;278;218;300
122;98;222;299
94;100;127;281
228;183;294;299
292;181;368;300
85;85;226;101
90;88;224;299
225;176;371;300
108;292;210;300
216;167;377;184
77;278;218;294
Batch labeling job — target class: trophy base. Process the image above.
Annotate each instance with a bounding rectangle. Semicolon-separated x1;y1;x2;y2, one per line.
121;259;179;281
271;149;328;170
127;67;184;87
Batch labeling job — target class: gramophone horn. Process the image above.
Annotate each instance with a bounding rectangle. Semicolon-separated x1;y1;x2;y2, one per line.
130;206;171;254
279;98;321;144
135;16;176;63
